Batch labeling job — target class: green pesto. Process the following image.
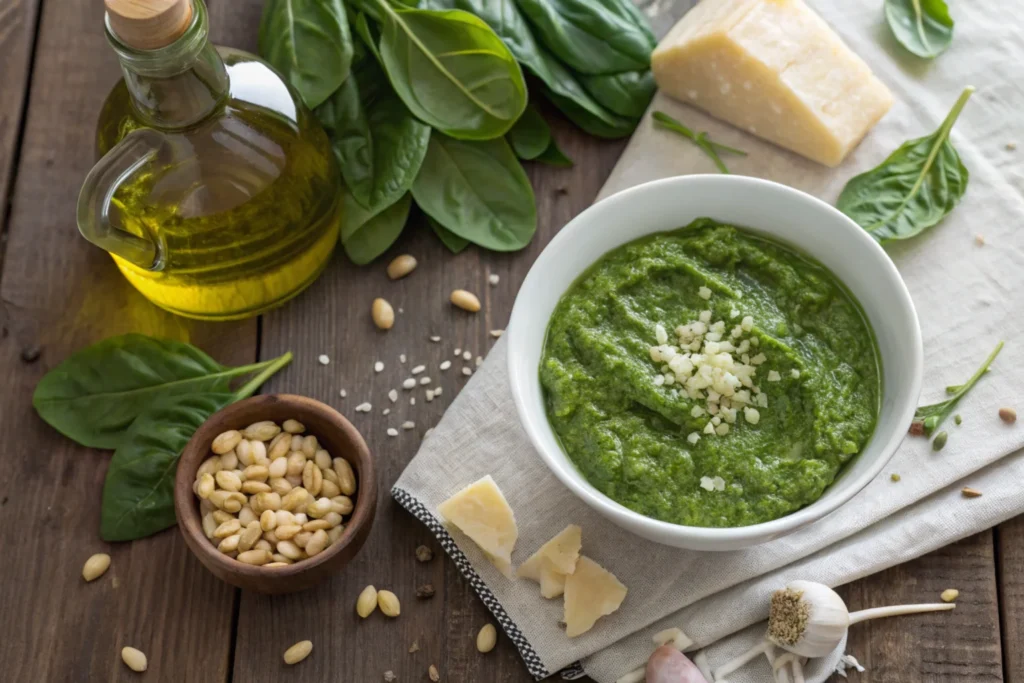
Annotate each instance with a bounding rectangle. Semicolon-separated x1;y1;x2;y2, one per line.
540;220;881;528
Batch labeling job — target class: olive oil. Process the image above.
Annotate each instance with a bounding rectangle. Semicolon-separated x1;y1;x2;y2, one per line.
81;0;340;320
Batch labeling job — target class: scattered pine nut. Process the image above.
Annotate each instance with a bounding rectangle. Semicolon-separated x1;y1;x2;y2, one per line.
409;641;420;653
387;254;417;280
476;624;497;653
212;430;242;454
429;664;441;681
451;289;481;312
82;553;111;582
490;330;503;338
962;487;982;498
975;234;985;246
378;590;401;617
941;589;959;602
440;360;451;370
283;640;313;665
462;367;472;376
372;298;395;330
121;647;147;672
357;585;379;617
999;407;1017;423
282;419;305;434
411;364;426;375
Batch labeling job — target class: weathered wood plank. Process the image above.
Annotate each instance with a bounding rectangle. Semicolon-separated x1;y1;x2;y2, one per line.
0;0;40;246
997;517;1024;683
835;531;1003;682
0;0;254;680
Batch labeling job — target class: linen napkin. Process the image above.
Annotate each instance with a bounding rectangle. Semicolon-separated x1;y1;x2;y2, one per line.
394;1;1024;681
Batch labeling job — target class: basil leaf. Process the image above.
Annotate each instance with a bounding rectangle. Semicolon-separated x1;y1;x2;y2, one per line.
258;0;353;110
341;190;413;264
515;0;655;75
507;104;552;160
412;134;536;251
316;41;431;212
99;352;292;541
374;3;527;140
579;69;655;119
32;335;264;450
534;139;573;167
837;87;973;243
885;0;954;59
913;341;1002;435
428;216;471;254
100;392;236;541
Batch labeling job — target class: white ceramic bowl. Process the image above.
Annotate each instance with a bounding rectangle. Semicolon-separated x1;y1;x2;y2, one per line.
507;175;922;551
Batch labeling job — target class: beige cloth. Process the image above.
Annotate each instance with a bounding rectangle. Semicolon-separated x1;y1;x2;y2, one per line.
394;1;1024;681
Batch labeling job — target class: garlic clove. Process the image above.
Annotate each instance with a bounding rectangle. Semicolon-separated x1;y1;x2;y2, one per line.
767;580;849;658
646;646;709;683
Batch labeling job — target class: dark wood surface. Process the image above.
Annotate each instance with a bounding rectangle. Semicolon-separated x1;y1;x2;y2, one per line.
0;1;1018;682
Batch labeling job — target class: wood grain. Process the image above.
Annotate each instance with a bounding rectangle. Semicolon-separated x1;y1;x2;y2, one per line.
997;518;1024;683
835;531;1004;682
0;0;255;680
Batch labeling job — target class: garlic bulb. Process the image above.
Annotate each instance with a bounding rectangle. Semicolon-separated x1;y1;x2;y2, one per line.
767;580;850;657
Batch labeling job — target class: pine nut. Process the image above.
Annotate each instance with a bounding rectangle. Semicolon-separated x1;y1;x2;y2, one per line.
269;477;292;495
377;590;401;617
302;460;323;496
266;561;289;567
211;510;234;525
332;458;357;495
209;490;236;511
275;510;296;526
260;509;278;532
290;435;303;451
243;465;269;482
283;640;313;665
238;521;262;552
214;519;241;538
252;492;282;513
387;254;418;280
215;470;241;492
276;540;303;560
270;554;292;564
82;553;111;582
235;439;254;466
275;524;303;540
306;497;332;519
303;520;332;532
305;529;329;556
314;450;332;471
294;513;308;524
286;452;306;477
327;526;344;545
283;419;306;434
281;487;309;511
238;505;257;527
356;585;378;617
330;496;354;515
202;513;218;539
237;549;272;565
428;664;440;682
121;646;148;672
263;530;280;544
218;534;241;553
450;289;481;312
219;451;238;470
941;588;959;602
243;421;281;441
268;433;291;460
254;539;272;552
323;511;343;528
250;440;268;465
293;531;313;548
212;430;242;455
197;455;221;479
268;457;288;479
241;481;271;495
319;479;341;499
372;298;395;330
476;624;497;653
321;466;339;485
286;473;303;487
301;435;318;457
197;473;215;499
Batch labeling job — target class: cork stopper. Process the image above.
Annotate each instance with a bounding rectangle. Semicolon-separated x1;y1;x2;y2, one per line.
105;0;193;50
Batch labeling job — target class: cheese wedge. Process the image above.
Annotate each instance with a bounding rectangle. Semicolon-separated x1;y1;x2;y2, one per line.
438;475;518;577
538;565;568;599
651;0;893;166
518;524;583;598
563;556;628;638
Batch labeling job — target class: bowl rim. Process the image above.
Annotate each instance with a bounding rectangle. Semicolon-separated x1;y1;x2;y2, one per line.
173;393;377;581
507;174;923;547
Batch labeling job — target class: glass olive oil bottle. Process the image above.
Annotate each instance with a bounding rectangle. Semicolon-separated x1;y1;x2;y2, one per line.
78;0;341;320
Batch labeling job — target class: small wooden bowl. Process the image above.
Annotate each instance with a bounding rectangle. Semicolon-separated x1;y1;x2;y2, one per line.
174;394;376;594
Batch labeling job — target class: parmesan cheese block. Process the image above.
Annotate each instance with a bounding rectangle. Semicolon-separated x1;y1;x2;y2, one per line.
563;556;628;638
651;0;893;166
438;475;518;577
517;524;582;598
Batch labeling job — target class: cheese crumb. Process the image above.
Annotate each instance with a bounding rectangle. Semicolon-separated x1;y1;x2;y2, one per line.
489;273;500;285
434;387;443;396
462;367;472;376
402;378;416;389
374;361;384;372
382;408;390;415
430;335;441;342
698;286;712;300
744;407;760;424
699;476;715;491
355;402;371;412
768;370;782;382
402;421;415;430
410;397;416;406
318;354;330;365
687;432;701;444
387;428;398;437
339;389;347;398
400;354;407;363
412;365;426;375
388;389;398;403
791;369;800;379
454;348;462;356
420;377;432;385
440;360;452;371
426;389;435;402
462;350;472;361
655;324;668;344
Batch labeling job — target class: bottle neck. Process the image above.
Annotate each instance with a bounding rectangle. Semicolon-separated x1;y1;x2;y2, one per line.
106;0;228;129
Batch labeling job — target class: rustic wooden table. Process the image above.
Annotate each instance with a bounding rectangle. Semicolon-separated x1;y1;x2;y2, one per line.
1;0;1021;681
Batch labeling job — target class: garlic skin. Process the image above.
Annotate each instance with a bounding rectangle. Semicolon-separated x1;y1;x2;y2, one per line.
768;581;850;658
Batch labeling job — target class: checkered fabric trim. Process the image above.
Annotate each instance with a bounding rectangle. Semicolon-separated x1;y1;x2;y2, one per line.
392;486;551;680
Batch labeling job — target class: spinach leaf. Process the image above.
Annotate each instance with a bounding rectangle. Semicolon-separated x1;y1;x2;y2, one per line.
534;139;573;167
258;0;353;110
33;335;283;450
885;0;954;59
428;216;471;254
99;352;292;541
507;104;552;160
652;111;748;174
579;69;655;119
837;87;973;243
341;190;412;264
374;2;527;140
913;341;1002;435
515;0;655;75
316;40;431;212
412;134;536;251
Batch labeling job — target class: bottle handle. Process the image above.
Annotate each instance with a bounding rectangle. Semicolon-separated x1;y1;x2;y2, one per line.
77;128;168;270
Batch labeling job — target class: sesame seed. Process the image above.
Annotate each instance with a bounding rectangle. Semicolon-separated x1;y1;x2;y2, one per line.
488;274;500;285
412;365;426;375
402;421;415;430
388;389;398;403
462;350;472;361
387;428;398;437
318;354;330;365
440;360;452;371
402;378;416;389
419;377;432;385
374;361;384;372
462;367;472;376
